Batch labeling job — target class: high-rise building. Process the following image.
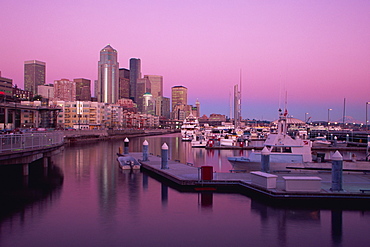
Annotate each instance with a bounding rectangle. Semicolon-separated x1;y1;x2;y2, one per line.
73;78;91;101
195;99;200;118
119;68;130;99
24;60;46;95
97;45;119;103
54;79;76;101
136;77;151;113
144;75;163;99
129;58;141;102
171;85;187;112
234;84;241;128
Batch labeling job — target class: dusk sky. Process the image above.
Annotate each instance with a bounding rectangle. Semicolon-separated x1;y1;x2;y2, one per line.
1;0;369;122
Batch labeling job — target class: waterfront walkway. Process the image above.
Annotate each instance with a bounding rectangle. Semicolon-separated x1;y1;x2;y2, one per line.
127;153;370;205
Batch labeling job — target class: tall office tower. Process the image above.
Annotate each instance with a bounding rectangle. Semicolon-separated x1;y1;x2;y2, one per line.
156;96;170;119
171;85;187;112
73;78;91;101
143;93;155;115
54;79;76;101
144;75;163;99
129;58;141;102
234;84;241;128
119;68;130;99
136;77;151;113
97;45;119;103
24;60;46;95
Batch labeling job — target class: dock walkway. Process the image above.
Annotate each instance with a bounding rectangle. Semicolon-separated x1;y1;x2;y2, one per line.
127;153;370;205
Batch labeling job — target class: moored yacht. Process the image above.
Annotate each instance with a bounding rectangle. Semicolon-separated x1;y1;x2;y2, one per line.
181;113;200;141
227;109;312;169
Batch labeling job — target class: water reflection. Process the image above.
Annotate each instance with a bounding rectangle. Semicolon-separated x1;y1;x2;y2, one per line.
1;135;370;247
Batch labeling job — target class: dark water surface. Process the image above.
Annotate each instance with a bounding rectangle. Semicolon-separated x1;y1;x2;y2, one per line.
1;133;370;247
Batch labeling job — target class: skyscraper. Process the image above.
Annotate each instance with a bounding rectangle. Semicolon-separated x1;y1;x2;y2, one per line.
234;84;241;128
171;85;187;112
97;45;119;103
144;75;163;99
119;68;130;99
24;60;45;95
74;78;91;101
129;58;141;102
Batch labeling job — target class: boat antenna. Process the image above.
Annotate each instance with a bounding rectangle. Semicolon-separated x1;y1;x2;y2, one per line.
343;97;346;125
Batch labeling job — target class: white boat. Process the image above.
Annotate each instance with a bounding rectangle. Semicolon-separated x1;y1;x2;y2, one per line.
191;133;207;148
312;136;331;147
117;154;141;170
227;109;312;168
181;114;200;141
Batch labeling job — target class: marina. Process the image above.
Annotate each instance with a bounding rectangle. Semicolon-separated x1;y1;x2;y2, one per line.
128;151;370;207
1;134;370;247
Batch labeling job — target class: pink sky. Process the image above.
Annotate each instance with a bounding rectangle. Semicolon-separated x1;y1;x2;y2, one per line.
1;0;369;122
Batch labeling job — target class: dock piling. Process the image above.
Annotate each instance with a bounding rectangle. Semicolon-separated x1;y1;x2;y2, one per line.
331;150;343;191
261;146;270;173
143;140;149;161
161;143;168;169
124;138;129;154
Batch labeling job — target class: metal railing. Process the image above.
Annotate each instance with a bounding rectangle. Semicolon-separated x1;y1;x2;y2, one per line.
0;131;65;153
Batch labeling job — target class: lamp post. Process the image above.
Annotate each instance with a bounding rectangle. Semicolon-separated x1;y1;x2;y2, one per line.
305;112;309;123
327;109;332;126
366;102;370;131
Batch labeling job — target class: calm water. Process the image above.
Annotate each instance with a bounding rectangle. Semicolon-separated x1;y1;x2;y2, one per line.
1;133;370;247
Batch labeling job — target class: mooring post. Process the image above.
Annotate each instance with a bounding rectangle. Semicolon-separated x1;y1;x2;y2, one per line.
261;146;270;173
143;140;149;161
161;143;168;169
366;135;370;161
331;150;343;191
333;136;337;147
124;137;129;154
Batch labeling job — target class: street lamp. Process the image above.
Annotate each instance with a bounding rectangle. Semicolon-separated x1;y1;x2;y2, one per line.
366;102;370;131
305;113;309;123
327;109;332;126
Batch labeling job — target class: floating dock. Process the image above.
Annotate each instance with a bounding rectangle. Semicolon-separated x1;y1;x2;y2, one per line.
126;153;370;208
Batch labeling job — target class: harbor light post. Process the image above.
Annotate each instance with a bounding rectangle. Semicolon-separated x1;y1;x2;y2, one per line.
366;102;370;131
327;108;332;126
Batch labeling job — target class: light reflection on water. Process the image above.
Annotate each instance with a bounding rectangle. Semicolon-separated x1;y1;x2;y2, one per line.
0;133;370;247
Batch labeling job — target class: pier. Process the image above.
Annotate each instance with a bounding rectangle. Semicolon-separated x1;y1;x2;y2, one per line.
124;152;370;207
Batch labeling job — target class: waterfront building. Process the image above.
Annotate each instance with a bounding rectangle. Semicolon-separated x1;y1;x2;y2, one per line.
24;60;45;95
13;86;33;101
54;79;76;101
73;78;91;101
119;68;130;99
129;58;141;103
117;98;137;113
97;45;119;104
0;72;13;98
38;84;54;100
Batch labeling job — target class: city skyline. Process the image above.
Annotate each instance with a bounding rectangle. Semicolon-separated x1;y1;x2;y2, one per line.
1;1;369;122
